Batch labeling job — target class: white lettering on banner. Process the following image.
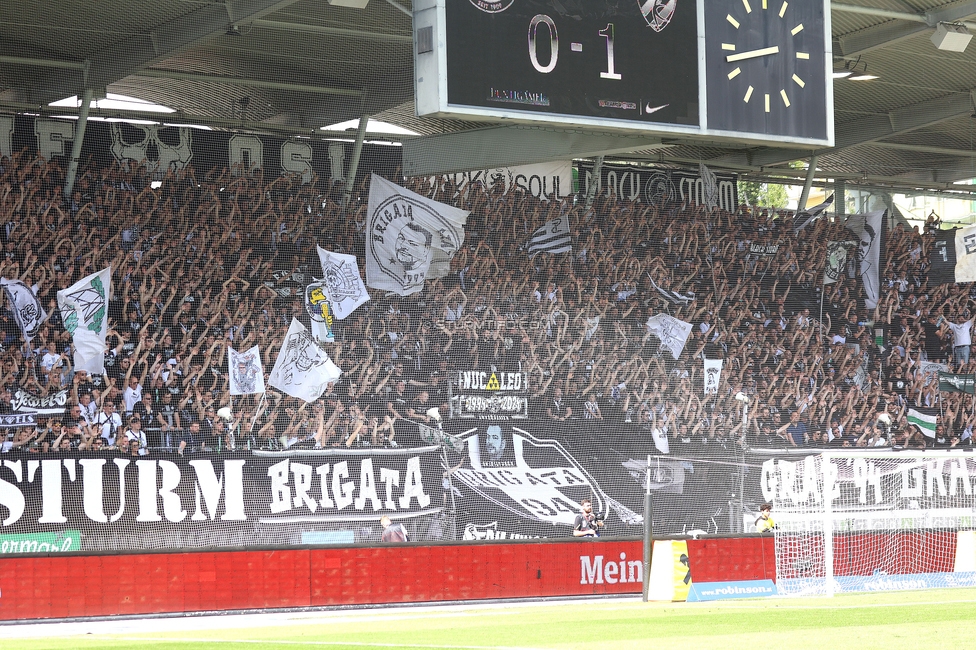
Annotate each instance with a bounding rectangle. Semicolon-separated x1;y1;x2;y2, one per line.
0;456;429;527
268;458;291;514
281;140;313;184
189;459;246;521
679;177;736;211
34;118;73;159
579;553;643;585
462;521;542;540
10;389;68;412
228;134;264;174
315;464;334;509
135;460;187;523
457;371;526;391
38;459;68;524
0;460;25;525
761;457;976;506
355;459;382;511
423;162;572;201
333;460;354;510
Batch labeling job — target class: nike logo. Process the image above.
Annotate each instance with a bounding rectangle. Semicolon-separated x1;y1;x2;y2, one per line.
645;103;668;115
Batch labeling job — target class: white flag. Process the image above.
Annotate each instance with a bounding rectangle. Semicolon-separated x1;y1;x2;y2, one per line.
228;345;265;396
703;358;723;395
315;246;369;320
698;163;719;210
0;278;47;344
652;427;670;454
646;314;693;360
527;217;572;256
268;319;342;402
849;209;885;310
57;267;110;375
365;174;468;296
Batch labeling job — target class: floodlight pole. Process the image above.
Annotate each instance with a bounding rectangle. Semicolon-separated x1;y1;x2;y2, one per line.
642;454;653;602
341;115;370;213
63;87;94;200
797;154;819;212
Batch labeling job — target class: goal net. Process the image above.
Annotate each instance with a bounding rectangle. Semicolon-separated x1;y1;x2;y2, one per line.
768;451;976;596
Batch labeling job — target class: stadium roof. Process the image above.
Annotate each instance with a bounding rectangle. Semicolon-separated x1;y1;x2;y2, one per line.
5;1;976;195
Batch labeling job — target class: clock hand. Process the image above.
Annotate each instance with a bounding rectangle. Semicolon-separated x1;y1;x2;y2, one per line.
726;46;780;63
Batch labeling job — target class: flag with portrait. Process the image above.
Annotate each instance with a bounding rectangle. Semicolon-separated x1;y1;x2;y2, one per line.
268;319;342;402
703;358;723;395
646;314;693;360
365;174;468;296
315;246;369;320
228;345;266;396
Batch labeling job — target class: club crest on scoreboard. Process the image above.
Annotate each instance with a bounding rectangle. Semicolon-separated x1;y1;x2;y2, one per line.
468;0;515;14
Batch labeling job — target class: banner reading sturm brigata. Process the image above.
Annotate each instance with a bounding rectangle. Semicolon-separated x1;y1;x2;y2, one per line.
0;448;442;550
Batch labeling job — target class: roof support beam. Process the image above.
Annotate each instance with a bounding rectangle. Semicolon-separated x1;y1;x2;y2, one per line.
136;69;361;98
0;0;302;106
709;91;976;169
251;19;412;43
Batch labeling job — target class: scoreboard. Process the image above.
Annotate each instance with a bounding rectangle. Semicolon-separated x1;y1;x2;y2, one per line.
414;0;833;147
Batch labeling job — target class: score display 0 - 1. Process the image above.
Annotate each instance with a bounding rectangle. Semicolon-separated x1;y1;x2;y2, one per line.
414;0;833;147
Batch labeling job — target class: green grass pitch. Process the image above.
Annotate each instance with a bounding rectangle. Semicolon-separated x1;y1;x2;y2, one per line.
6;588;976;650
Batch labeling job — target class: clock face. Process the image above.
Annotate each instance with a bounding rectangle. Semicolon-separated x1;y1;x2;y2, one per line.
704;0;827;140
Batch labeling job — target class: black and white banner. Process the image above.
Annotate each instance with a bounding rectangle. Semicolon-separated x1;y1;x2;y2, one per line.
848;210;885;310
268;319;341;402
577;161;739;211
0;115;401;186
824;239;857;285
748;243;779;257
451;370;528;420
315;246;369;320
703;359;723;395
930;224;976;285
418;161;573;202
0;447;442;534
793;195;835;234
11;388;69;415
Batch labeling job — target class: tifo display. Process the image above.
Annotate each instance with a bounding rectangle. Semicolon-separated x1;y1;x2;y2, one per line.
0;115;973;575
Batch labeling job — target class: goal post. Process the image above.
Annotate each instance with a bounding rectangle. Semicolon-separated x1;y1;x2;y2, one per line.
765;450;976;596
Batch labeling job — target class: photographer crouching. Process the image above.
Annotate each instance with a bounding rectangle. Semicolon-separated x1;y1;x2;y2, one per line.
573;499;604;538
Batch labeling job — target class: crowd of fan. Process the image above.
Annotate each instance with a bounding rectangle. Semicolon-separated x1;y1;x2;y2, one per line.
0;147;973;457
